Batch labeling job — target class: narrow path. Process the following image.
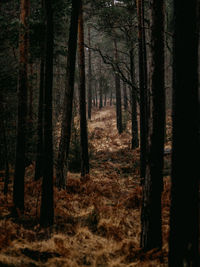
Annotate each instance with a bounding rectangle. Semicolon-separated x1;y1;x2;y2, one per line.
0;106;169;267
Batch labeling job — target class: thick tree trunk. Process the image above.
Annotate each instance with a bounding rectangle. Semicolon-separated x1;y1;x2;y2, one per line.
56;0;80;189
169;1;199;266
114;41;123;134
136;0;148;181
40;0;54;227
13;0;30;213
130;48;139;150
87;26;92;120
78;0;90;177
140;0;165;251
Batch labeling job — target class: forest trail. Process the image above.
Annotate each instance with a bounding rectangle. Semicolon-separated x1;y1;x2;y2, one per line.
0;106;169;267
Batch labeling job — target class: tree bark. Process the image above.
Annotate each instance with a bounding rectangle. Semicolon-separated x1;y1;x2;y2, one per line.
123;81;128;111
169;1;199;266
140;0;165;251
130;48;139;150
40;0;54;227
13;0;30;213
56;0;80;189
136;0;148;181
35;8;45;181
78;0;90;177
87;26;92;120
114;40;123;134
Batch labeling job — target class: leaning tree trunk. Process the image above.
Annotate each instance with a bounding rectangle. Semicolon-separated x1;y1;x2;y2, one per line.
169;1;199;266
140;0;165;251
56;0;80;189
87;26;92;120
13;0;30;214
136;0;148;181
78;0;90;177
40;0;54;227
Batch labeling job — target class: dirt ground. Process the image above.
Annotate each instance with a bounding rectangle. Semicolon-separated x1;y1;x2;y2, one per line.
0;106;171;266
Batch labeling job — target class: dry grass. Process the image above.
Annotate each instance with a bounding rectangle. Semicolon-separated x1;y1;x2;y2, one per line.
0;106;171;267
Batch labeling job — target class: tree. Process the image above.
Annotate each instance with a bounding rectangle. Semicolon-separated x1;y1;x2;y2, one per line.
34;0;45;181
40;0;54;227
129;48;139;149
114;40;123;134
140;0;165;251
169;0;199;265
13;0;30;214
136;0;148;181
56;0;81;189
87;26;92;119
78;0;90;177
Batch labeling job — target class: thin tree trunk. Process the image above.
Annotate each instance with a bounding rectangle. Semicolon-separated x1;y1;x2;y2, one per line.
56;0;80;189
123;81;128;110
114;40;123;134
104;93;107;106
110;89;113;106
34;50;45;181
169;1;199;266
13;0;30;213
2;118;9;195
28;63;33;122
130;48;139;150
78;0;89;177
140;0;165;250
40;0;54;227
99;59;103;109
87;26;92;120
136;0;148;181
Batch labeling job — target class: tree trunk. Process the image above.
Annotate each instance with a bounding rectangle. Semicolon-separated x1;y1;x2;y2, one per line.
78;0;90;177
99;60;103;109
140;0;165;251
13;0;30;213
169;1;199;266
110;89;113;106
40;0;54;227
87;26;92;120
104;93;107;106
34;50;45;181
130;48;139;150
56;0;80;189
114;41;123;134
123;81;128;110
136;0;148;181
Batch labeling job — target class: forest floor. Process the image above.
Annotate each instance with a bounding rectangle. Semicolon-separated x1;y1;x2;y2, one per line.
0;106;171;267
